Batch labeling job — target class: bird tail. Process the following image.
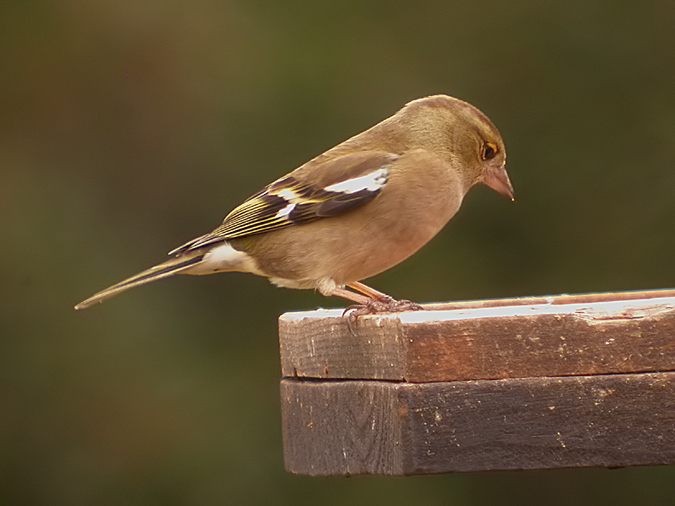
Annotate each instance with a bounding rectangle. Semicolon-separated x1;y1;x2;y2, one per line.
74;251;206;310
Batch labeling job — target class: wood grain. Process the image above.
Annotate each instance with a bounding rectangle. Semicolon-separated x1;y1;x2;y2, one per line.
279;292;675;382
281;372;675;475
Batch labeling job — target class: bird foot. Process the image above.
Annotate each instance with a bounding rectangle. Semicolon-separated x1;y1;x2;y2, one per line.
342;297;423;334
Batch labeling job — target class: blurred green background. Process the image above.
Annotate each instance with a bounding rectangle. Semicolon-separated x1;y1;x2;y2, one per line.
2;1;674;505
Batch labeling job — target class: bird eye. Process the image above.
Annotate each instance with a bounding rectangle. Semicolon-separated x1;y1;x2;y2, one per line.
481;141;498;161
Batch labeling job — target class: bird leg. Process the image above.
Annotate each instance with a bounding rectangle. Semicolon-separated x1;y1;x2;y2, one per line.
346;281;394;302
346;281;423;312
329;287;372;305
328;281;422;327
333;282;423;334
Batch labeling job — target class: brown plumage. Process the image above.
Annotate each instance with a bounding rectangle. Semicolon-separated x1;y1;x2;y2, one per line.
75;95;514;310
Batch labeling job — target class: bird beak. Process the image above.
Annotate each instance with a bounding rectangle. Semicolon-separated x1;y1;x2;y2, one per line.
483;165;515;201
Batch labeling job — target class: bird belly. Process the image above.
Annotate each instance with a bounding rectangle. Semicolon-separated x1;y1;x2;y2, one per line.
234;190;462;287
267;276;317;290
329;216;448;283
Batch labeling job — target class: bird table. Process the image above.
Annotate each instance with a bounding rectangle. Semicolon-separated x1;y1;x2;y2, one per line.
278;289;675;475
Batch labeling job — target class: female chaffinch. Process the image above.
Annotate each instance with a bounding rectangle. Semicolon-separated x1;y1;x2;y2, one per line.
75;95;514;311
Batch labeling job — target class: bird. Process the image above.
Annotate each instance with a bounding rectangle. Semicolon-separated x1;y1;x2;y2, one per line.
75;94;514;311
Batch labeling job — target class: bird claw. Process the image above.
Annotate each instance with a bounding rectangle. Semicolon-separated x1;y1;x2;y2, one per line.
384;299;424;312
342;297;423;335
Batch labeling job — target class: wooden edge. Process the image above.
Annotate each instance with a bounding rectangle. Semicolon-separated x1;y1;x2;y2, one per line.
421;288;675;311
281;372;675;476
279;292;675;382
280;289;675;322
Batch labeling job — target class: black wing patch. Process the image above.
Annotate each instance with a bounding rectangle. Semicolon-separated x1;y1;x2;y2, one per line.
169;164;392;255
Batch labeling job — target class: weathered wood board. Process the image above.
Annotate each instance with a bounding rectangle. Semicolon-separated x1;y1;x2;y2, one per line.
280;291;675;382
281;372;675;476
279;290;675;475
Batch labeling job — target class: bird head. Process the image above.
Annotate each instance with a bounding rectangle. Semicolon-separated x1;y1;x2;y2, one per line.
397;95;515;201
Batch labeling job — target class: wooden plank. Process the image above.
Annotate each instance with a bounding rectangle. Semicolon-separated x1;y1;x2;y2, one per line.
281;372;675;476
279;291;675;382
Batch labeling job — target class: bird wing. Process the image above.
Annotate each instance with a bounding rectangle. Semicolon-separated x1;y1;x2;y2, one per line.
169;150;399;254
